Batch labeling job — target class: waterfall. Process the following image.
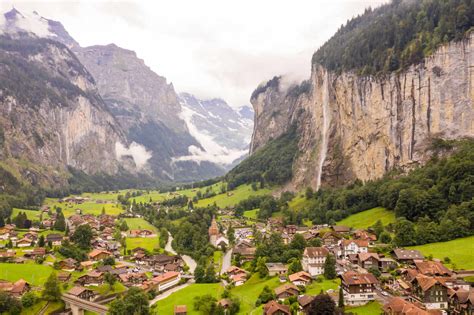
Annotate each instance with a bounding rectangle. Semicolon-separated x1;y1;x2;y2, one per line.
316;72;331;190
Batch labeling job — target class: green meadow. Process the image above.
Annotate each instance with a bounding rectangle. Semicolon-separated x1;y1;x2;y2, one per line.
195;184;271;209
337;207;395;229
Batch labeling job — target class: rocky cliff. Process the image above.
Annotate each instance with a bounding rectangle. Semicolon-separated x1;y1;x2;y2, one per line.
250;33;474;191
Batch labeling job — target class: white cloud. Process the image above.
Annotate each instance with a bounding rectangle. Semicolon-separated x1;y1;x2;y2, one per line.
115;142;152;170
1;0;388;106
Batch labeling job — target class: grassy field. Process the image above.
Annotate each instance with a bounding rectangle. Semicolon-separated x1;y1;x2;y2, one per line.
288;194;310;211
44;198;124;217
231;274;281;314
407;236;474;270
124;218;159;251
243;209;259;220
153;283;224;314
346;301;382;315
130;183;224;204
0;263;53;286
305;278;340;295
337;207;395;229
11;208;43;221
195;184;271;209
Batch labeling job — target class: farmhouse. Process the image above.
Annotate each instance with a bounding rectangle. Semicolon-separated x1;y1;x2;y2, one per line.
288;271;312;286
274;283;300;300
68;286;96;301
46;233;63;246
410;275;448;310
264;300;290;315
88;249;111;261
341;271;378;306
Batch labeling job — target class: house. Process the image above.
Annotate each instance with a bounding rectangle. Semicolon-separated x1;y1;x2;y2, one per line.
383;297;430;315
68;286;97;301
174;305;187;315
340;271;378;306
265;263;288;276
10;279;30;297
145;254;181;270
414;260;452;277
302;247;329;276
230;273;247;286
380;257;397;272
88;249;111;261
119;273;148;286
353;230;377;243
152;271;181;291
288;271;312;286
448;288;474;315
80;261;95;270
233;244;256;262
76;271;104;286
129;229;154;238
332;225;351;234
23;232;38;241
274;283;300;300
322;231;343;246
60;258;78;271
358;253;380;270
16;238;32;248
393;249;424;264
285;225;297;235
25;247;46;258
340;239;369;257
298;295;315;314
58;272;72;282
264;300;291;315
411;275;448;309
46;234;63;246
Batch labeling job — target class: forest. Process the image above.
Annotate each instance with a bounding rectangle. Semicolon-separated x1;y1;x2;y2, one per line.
312;0;474;75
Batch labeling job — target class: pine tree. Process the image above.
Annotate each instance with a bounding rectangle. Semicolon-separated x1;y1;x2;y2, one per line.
38;235;45;247
323;254;337;280
338;286;344;308
42;272;61;301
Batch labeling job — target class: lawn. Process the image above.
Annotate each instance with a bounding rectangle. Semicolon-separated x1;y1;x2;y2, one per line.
346;301;382;315
305;278;340;295
231;274;280;314
153;283;224;314
407;236;474;270
11;208;42;221
124;218;158;232
243;209;259;220
195;184;271;209
44;198;124;217
288;194;311;211
337;207;395;229
124;218;160;251
0;262;53;286
93;282;127;295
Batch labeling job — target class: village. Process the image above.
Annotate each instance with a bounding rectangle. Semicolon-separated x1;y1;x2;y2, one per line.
0;188;471;315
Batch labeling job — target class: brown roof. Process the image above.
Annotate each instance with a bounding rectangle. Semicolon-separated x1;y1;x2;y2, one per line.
415;275;447;292
153;271;179;284
341;239;369;247
264;300;290;315
341;271;378;285
393;249;424;260
383;297;430;315
88;249;111;258
450;289;474;305
68;286;89;296
10;279;28;294
358;252;380;262
298;295;315;307
288;271;312;282
304;247;329;258
174;305;187;313
274;283;299;296
322;231;343;239
332;225;350;233
414;261;452;276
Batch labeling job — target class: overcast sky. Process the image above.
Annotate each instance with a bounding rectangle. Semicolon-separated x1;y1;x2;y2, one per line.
1;0;387;107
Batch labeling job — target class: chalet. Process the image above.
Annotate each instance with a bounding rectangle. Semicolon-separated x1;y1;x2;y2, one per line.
264;300;290;315
298;295;315;314
340;239;369;257
152;271;181;291
60;258;78;271
302;247;329;276
119;273;148;286
10;279;30;297
393;249;424;264
58;272;72;282
68;286;96;301
383;297;430;315
358;253;380;270
332;225;351;234
233;245;256;262
25;247;46;258
76;271;104;286
414;260;452;277
16;238;32;248
88;249;111;261
164;263;180;272
96;265;113;273
322;231;343;247
448;288;474;315
341;271;378;306
380;257;397;272
275;283;300;300
288;271;312;286
411;275;448;309
230;273;247;286
145;254;181;270
46;234;63;246
80;261;95;270
265;263;288;276
174;305;187;315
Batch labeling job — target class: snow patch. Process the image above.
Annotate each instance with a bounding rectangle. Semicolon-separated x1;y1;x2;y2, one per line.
115;142;152;170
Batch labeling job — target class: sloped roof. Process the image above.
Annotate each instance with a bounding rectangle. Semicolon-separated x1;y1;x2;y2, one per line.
304;247;329;258
341;271;378;285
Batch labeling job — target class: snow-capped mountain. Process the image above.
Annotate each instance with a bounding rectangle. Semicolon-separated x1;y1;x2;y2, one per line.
176;93;254;168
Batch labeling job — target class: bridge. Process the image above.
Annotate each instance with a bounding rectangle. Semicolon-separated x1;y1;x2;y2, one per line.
62;293;109;315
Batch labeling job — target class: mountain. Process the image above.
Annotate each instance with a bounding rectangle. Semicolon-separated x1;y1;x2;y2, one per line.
0;8;251;184
242;0;474;191
177;93;253;168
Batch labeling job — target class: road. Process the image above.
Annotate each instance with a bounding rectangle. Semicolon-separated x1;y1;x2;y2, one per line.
220;249;232;274
165;233;197;274
148;280;194;305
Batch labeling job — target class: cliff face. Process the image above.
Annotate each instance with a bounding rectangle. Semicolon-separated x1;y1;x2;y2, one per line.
0;35;131;188
251;33;474;191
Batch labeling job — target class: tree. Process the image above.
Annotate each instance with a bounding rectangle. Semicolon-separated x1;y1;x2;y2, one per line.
368;267;381;278
194;294;218;314
108;287;149;315
104;272;117;290
101;207;106;215
305;187;314;199
194;264;206;283
338;286;344;308
0;291;22;314
379;231;392;244
288;258;303;274
227;225;235;245
0;216;4;228
53;211;66;231
38;235;45;247
120;220;129;232
103;256;115;266
309;293;336;315
393;218;416;246
71;224;93;250
256;286;274;306
290;233;306;251
371;219;384;238
323;254;336;280
21;291;37;307
256;257;268;278
42;272;61;301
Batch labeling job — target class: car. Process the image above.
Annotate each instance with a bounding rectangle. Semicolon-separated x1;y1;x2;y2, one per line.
381;291;389;296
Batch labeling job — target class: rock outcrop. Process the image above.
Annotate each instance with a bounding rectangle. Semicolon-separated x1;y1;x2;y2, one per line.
250;33;474;191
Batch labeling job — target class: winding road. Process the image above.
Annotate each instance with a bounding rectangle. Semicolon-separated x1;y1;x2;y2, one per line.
165;233;197;274
220;249;232;274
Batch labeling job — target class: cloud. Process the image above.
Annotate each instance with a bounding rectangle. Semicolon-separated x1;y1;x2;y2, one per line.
115;142;152;170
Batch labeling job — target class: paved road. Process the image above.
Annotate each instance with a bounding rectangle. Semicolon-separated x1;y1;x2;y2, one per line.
149;280;195;306
165;233;197;274
220;249;232;274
